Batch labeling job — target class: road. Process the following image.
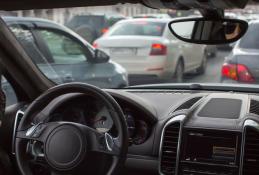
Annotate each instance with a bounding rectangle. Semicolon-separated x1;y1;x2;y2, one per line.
184;50;229;83
129;50;230;86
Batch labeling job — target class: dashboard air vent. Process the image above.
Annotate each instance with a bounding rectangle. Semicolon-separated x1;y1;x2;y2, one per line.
160;122;180;175
250;99;259;115
242;127;259;175
175;97;202;111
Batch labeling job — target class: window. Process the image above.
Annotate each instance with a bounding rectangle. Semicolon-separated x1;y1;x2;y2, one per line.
38;29;87;64
1;77;17;107
239;23;259;49
108;21;166;36
9;25;47;64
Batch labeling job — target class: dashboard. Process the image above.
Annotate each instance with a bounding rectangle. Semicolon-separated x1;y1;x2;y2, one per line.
10;89;259;175
46;94;154;146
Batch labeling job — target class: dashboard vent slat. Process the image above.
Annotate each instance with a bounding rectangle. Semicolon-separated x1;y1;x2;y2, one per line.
175;97;202;111
160;122;180;175
250;99;259;115
243;127;259;175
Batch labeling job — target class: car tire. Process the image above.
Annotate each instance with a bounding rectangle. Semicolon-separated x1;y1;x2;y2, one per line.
173;60;184;83
196;53;207;75
75;26;97;44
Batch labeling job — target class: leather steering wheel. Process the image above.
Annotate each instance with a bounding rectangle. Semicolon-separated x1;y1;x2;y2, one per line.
15;83;128;175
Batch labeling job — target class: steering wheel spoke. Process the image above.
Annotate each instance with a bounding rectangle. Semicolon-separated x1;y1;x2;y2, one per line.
72;123;120;156
89;131;120;156
16;122;62;143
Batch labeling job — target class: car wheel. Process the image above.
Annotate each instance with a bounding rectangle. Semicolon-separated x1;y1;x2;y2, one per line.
173;60;184;83
196;53;207;75
76;26;97;44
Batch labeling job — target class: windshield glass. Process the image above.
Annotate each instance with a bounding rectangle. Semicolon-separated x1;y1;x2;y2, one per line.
3;5;258;90
239;22;259;49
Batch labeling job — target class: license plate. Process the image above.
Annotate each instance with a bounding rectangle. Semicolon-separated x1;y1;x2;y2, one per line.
110;48;136;55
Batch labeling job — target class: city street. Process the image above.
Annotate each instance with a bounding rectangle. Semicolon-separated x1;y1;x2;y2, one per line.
129;50;230;86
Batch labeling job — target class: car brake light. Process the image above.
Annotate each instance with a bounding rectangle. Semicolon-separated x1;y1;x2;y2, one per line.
93;42;98;48
150;43;167;56
101;28;108;34
221;63;255;82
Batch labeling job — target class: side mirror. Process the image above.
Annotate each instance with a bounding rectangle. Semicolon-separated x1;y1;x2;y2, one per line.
93;49;110;63
168;18;248;45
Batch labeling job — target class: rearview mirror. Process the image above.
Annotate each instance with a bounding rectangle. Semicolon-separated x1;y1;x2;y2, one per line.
169;18;248;45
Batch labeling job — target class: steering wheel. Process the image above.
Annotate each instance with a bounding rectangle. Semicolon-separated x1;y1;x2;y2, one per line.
15;83;128;175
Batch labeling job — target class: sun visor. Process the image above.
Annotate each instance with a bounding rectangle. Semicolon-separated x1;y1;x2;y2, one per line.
142;0;249;10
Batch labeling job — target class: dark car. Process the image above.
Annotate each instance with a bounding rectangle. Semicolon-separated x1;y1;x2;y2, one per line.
66;14;125;43
4;17;128;88
221;20;259;84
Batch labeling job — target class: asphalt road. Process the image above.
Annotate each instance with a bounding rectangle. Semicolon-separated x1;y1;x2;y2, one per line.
129;50;230;86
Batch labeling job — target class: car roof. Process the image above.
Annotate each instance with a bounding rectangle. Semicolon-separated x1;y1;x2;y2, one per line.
2;16;60;26
249;20;259;24
117;18;172;24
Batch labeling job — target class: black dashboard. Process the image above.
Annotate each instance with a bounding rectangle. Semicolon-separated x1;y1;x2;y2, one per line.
10;89;259;175
47;94;153;146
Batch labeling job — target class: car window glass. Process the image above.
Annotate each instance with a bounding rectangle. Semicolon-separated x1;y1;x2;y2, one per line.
9;25;66;84
108;21;166;36
9;25;47;64
38;29;87;64
69;16;105;29
239;23;259;49
1;76;17;107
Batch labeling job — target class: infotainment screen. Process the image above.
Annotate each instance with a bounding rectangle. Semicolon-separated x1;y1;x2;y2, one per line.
182;129;239;165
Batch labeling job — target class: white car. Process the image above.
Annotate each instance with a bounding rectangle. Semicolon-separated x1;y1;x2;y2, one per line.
94;18;207;82
133;13;172;19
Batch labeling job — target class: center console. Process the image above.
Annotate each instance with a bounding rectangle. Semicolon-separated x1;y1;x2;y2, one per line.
179;129;241;175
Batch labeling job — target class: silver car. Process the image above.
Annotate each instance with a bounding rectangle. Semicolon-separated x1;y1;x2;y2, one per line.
94;18;207;82
4;16;128;88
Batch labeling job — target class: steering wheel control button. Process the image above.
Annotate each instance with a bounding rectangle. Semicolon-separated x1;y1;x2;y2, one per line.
32;124;46;138
26;123;41;137
45;125;86;170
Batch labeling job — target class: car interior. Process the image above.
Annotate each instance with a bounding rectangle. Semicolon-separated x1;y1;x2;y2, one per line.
0;0;259;175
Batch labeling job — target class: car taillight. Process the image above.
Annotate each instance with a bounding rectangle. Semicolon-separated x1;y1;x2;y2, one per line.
93;42;98;48
101;28;108;34
221;63;255;82
150;43;167;56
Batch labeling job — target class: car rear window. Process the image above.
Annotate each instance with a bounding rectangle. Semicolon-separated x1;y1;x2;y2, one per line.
67;15;106;28
239;23;259;49
108;21;166;37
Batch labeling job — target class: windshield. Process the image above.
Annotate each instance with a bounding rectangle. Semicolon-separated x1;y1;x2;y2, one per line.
3;5;259;90
239;22;259;49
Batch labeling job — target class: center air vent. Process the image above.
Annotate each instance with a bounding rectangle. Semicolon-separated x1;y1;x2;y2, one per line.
249;99;259;115
242;127;259;175
175;97;202;111
160;122;180;175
